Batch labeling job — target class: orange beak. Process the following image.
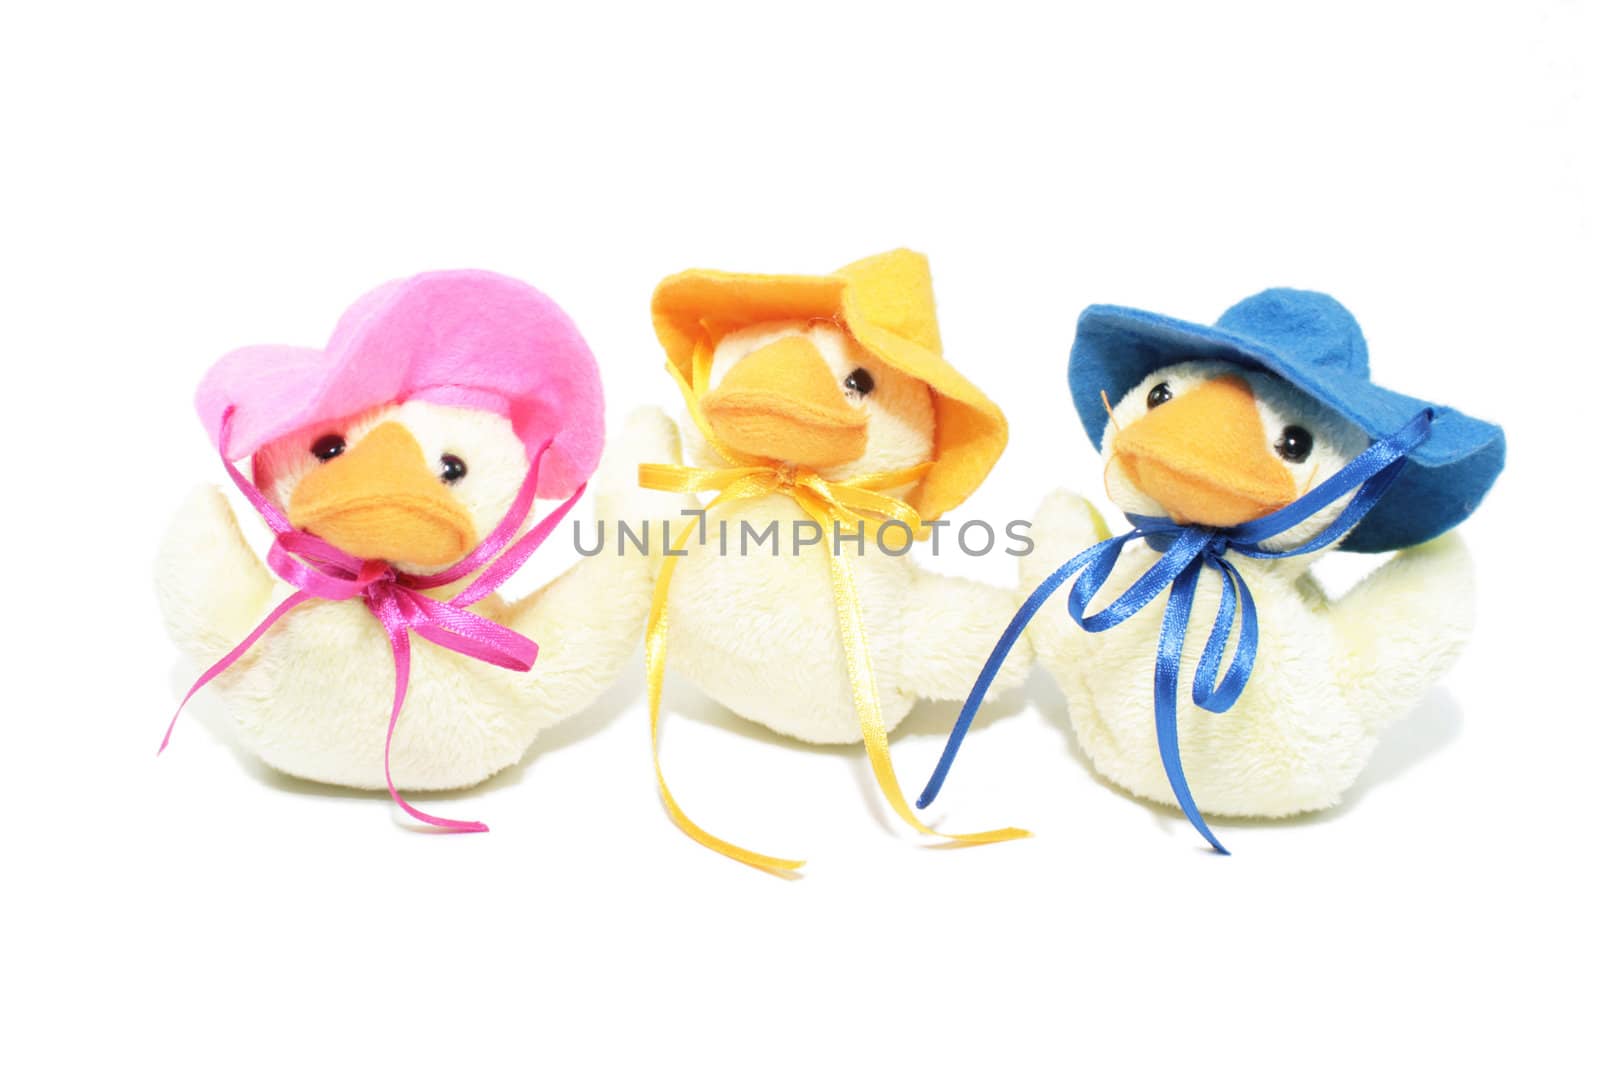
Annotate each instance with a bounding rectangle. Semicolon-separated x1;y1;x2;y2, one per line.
700;335;869;469
1110;375;1297;527
287;421;476;566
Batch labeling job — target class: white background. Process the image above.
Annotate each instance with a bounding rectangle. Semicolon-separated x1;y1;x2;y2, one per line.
4;2;1594;1063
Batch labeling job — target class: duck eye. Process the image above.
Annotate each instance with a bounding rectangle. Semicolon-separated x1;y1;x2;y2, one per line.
310;434;346;461
439;454;468;484
1275;426;1314;463
1146;382;1173;409
843;367;875;397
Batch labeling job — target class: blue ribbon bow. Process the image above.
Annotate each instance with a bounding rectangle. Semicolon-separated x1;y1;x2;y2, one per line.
917;408;1435;853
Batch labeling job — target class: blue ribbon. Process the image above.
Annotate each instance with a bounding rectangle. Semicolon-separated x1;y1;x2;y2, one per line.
917;408;1435;853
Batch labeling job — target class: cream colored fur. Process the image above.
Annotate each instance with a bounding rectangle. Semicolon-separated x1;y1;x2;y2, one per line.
1026;359;1476;816
654;322;1030;745
155;406;682;791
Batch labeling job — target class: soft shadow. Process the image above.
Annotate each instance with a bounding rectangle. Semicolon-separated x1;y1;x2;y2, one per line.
892;680;1031;739
1029;670;1466;845
1024;666;1098;777
840;677;1036;837
1342;687;1463;806
664;679;827;755
841;755;1032;849
1195;687;1464;837
484;650;647;791
1279;686;1464;826
846;752;899;836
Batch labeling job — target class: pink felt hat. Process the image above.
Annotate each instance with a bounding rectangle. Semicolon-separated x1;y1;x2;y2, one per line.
195;270;605;498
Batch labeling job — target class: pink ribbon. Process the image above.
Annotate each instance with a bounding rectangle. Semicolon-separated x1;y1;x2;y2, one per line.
160;408;585;833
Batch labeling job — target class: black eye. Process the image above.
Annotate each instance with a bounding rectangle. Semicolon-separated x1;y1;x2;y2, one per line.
1275;426;1314;463
439;454;468;484
1146;382;1173;409
843;367;875;396
310;434;346;461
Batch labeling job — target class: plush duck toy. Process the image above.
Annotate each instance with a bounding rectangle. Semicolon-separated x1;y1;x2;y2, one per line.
639;249;1032;871
155;270;675;830
919;288;1506;852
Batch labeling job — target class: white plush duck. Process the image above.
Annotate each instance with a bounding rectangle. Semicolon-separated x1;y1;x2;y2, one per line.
156;271;675;824
640;250;1029;866
922;289;1505;846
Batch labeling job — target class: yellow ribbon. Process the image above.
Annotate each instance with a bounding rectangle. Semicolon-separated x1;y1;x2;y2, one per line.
639;354;1029;874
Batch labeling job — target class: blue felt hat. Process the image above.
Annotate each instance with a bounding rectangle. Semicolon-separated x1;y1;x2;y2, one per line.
1068;288;1506;553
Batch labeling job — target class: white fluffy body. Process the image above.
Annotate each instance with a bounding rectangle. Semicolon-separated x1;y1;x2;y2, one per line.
656;321;1030;744
1026;359;1476;816
155;406;681;791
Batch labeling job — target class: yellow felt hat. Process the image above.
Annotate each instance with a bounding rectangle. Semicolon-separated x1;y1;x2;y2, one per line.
651;249;1007;521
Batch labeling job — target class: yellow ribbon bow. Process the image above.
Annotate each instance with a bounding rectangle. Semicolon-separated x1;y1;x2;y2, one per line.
639;359;1028;874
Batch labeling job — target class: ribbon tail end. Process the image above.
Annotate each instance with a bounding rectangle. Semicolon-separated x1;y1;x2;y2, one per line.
917;759;956;810
1181;806;1231;856
1190;821;1230;855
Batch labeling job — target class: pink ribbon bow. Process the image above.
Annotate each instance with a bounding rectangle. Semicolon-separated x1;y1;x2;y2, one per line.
160;409;584;832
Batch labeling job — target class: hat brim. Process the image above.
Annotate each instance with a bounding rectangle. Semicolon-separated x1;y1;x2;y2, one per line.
651;250;1006;521
1069;304;1506;552
195;271;604;499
